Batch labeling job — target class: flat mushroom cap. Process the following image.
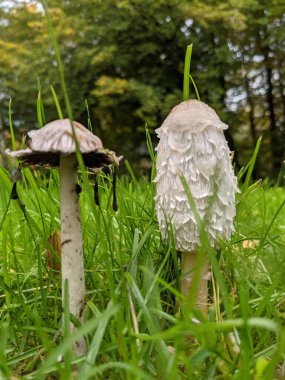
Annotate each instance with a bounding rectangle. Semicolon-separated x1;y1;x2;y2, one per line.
6;119;117;168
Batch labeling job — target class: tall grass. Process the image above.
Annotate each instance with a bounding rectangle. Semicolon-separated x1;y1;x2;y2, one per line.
0;142;285;379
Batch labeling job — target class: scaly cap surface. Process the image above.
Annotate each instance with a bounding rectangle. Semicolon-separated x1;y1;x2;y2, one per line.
154;99;238;251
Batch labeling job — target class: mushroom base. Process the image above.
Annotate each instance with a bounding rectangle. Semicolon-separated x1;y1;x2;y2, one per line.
180;252;209;316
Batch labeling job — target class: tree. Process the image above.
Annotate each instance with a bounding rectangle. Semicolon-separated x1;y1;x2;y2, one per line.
226;0;285;177
0;0;284;178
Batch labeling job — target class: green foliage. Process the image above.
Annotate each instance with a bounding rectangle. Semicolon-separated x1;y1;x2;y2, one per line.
1;0;284;177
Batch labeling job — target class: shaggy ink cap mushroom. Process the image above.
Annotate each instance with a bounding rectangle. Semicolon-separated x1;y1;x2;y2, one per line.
154;99;238;252
154;99;238;315
6;119;120;356
6;118;116;168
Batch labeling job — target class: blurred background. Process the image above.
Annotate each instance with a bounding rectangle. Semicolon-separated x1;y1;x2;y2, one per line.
0;0;284;179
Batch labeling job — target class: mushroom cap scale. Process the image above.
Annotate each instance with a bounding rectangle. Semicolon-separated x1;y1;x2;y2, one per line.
154;99;238;252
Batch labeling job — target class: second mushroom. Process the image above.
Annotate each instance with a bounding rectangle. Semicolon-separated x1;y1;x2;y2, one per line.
7;119;118;355
154;99;237;315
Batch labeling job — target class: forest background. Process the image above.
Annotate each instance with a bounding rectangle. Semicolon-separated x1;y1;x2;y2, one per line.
0;0;284;180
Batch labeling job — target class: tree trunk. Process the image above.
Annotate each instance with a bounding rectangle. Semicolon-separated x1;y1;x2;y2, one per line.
277;62;285;162
245;75;257;147
218;71;241;170
264;48;283;177
245;74;258;178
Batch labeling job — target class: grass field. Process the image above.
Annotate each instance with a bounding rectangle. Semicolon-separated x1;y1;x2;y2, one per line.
0;151;285;379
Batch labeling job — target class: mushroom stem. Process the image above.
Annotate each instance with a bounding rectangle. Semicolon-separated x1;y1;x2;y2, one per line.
60;153;86;355
180;252;209;316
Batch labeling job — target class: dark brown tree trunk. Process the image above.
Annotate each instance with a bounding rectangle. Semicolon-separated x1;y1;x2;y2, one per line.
277;62;285;161
245;75;257;147
244;74;258;178
218;72;241;170
264;49;283;177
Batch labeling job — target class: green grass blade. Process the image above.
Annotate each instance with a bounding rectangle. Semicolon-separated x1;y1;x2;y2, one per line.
37;78;46;128
85;99;93;132
0;323;11;378
189;73;200;100
183;44;192;101
80;299;118;378
37;91;44;128
239;136;262;190
50;85;64;119
8;99;16;150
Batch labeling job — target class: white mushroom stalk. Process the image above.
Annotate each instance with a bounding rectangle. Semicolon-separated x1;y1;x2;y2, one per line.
60;153;86;354
6;119;118;355
154;99;237;315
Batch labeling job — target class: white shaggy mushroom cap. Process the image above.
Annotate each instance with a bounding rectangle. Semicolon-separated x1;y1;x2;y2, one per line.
154;99;238;251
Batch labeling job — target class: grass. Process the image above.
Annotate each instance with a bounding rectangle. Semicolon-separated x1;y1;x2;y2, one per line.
0;152;285;379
